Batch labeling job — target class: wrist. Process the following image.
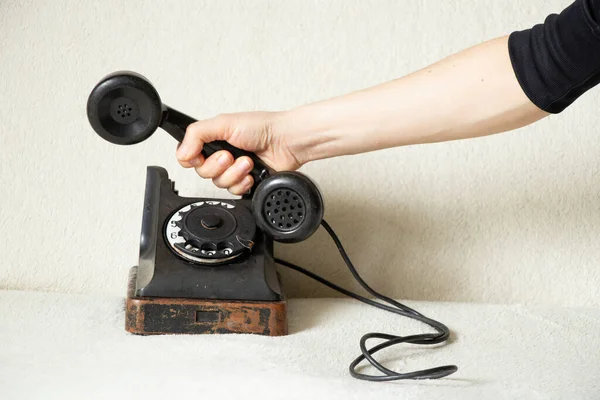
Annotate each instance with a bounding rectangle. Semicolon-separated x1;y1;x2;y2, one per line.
273;105;341;166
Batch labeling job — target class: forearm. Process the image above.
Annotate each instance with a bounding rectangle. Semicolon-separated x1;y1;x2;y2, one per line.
180;0;600;193
281;35;547;164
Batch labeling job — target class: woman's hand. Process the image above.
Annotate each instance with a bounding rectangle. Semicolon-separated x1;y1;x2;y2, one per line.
177;37;549;195
176;111;303;195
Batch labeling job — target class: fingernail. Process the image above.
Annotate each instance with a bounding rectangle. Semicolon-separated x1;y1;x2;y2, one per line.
218;153;231;167
189;157;203;167
237;158;252;172
244;176;253;187
176;143;189;159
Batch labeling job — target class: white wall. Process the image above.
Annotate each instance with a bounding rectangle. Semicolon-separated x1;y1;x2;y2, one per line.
2;0;598;306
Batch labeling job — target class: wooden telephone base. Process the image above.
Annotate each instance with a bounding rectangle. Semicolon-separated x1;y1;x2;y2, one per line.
125;267;288;336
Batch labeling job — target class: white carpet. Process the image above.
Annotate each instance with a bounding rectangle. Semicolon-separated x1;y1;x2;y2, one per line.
1;290;599;399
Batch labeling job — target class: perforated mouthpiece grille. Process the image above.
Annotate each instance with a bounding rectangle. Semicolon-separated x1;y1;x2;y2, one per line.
263;188;305;231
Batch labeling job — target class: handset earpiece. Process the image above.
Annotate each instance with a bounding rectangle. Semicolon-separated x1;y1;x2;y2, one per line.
87;70;324;243
86;71;162;146
86;71;271;185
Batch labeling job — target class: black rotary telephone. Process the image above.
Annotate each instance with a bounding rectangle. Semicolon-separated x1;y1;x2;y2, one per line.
86;71;457;382
87;71;323;243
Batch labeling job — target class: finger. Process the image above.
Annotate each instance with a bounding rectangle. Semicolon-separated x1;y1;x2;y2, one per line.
228;175;254;196
176;115;231;161
212;156;254;189
178;155;205;169
176;142;205;168
194;150;233;179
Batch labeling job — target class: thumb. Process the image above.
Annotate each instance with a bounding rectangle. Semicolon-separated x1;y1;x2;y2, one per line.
176;115;232;161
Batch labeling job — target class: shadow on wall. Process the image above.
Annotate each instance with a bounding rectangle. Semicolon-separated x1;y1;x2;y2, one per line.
277;195;467;302
276;151;600;304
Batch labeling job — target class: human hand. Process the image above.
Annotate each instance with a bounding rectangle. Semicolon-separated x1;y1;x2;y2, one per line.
176;111;303;195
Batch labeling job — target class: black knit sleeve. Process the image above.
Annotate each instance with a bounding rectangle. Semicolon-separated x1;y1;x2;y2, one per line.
508;0;600;113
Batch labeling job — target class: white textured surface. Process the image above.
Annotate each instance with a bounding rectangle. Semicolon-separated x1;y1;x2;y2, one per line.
2;0;600;305
1;290;599;399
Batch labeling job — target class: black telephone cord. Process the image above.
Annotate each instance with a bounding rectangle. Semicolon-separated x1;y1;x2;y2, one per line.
275;219;458;381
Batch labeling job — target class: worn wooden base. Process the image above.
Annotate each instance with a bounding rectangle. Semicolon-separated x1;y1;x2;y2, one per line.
125;267;288;336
